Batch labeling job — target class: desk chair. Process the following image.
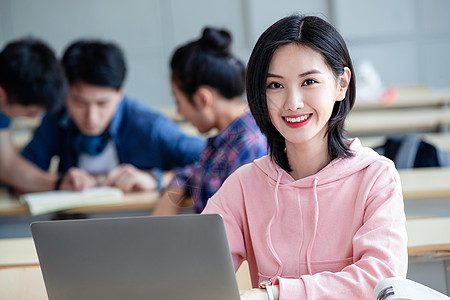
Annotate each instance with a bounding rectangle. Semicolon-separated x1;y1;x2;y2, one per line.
374;277;450;300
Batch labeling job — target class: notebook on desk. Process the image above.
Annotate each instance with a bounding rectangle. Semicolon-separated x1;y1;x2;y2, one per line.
31;214;240;300
21;187;124;216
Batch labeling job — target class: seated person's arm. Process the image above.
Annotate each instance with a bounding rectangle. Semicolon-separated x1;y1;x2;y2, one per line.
101;164;174;192
152;115;205;169
152;164;195;216
151;186;185;216
58;167;97;191
0;130;57;192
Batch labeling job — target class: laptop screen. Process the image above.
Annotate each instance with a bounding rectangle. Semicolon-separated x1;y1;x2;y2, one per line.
31;214;240;300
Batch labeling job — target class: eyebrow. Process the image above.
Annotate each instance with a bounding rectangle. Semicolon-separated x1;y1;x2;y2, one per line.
72;94;111;103
267;69;322;78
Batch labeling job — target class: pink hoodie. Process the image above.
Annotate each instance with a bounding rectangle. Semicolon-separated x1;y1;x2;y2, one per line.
202;138;408;299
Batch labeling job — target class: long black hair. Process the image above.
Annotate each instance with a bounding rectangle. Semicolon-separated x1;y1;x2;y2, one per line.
247;15;356;171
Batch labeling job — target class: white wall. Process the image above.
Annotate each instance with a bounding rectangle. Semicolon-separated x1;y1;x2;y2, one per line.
334;0;450;88
1;0;449;108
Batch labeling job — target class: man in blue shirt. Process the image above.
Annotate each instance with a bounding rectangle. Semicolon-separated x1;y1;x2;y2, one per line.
0;38;67;192
22;40;205;192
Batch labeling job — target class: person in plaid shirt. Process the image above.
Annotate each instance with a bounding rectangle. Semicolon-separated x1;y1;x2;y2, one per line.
152;27;267;215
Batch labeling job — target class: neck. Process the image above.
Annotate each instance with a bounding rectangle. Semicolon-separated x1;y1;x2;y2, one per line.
214;97;248;131
286;137;330;180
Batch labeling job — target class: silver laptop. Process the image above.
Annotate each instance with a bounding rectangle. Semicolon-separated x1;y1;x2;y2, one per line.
31;214;240;300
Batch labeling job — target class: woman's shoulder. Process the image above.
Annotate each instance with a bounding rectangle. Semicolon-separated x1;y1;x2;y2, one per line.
349;138;396;167
348;143;400;185
326;139;398;182
223;155;272;185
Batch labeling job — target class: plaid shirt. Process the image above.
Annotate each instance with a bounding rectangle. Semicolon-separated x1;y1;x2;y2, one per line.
170;112;267;213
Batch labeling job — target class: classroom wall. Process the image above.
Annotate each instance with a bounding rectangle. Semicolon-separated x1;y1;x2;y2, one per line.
1;0;449;108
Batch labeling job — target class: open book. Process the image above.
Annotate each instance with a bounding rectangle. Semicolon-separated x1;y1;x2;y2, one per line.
374;277;450;299
20;187;124;216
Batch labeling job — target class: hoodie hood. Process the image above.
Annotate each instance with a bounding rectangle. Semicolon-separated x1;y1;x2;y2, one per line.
202;136;408;297
253;138;386;276
254;138;382;188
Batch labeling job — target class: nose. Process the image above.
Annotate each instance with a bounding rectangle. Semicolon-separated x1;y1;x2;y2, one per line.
284;88;304;111
29;112;43;120
86;105;99;124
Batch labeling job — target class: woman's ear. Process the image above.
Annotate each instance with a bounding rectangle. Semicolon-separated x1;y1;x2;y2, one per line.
193;86;214;109
336;67;351;101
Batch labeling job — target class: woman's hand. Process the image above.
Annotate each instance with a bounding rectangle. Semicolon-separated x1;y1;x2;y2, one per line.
240;286;279;300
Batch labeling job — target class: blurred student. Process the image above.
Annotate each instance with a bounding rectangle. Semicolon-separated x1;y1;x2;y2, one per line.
22;40;204;192
152;27;267;215
202;15;407;299
0;38;67;192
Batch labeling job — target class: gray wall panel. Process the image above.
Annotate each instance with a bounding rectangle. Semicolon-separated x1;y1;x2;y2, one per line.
0;0;448;107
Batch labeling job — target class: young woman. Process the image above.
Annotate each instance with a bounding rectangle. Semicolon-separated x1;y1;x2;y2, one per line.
202;15;408;299
152;27;267;215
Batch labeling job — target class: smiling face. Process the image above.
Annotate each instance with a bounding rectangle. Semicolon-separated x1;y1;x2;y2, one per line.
66;81;122;136
266;43;349;150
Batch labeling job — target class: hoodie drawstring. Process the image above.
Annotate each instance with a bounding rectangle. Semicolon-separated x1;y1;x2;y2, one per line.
306;177;320;275
265;170;283;278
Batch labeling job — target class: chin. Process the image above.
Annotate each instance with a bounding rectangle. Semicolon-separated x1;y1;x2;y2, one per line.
82;129;101;136
198;126;213;134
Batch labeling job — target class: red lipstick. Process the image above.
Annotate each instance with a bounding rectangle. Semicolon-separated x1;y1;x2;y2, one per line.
282;114;312;128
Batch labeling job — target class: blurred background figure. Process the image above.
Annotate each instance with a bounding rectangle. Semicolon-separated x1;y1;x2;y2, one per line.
152;27;267;215
0;37;67;192
21;40;205;192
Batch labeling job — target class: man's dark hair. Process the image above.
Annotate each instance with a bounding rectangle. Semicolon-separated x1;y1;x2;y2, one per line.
62;40;126;90
0;37;67;111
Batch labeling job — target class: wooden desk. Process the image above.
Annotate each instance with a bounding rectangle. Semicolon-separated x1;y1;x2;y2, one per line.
0;238;47;300
405;217;450;295
407;217;450;257
2;218;449;299
0;191;162;216
348;87;450;136
1;168;448;217
353;87;450;111
396;167;450;218
0;238;39;269
399;167;450;200
0;237;250;300
346;107;450;136
0;266;47;300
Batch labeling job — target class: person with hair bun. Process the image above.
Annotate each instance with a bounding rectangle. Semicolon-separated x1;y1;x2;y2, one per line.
152;27;267;215
202;15;407;299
